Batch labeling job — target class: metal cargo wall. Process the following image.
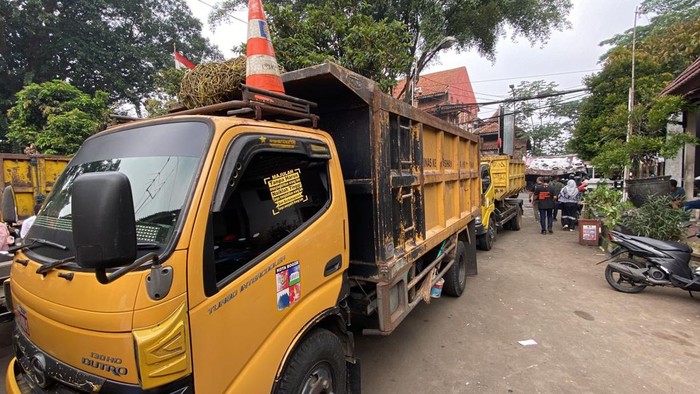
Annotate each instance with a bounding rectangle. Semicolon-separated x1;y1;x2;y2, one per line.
0;154;71;219
282;63;480;275
482;155;525;199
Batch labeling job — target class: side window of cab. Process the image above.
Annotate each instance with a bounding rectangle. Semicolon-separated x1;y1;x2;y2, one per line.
480;164;491;193
203;135;332;295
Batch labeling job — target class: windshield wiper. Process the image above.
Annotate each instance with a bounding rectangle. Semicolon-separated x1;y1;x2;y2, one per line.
8;238;69;254
137;241;160;250
36;256;75;275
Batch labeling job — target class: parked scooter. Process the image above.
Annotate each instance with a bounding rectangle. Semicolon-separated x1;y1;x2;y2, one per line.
603;229;700;294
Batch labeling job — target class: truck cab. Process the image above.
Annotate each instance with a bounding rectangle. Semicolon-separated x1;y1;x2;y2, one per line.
4;87;355;393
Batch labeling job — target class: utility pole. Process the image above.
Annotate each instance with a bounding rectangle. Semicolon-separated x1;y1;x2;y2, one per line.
623;5;643;201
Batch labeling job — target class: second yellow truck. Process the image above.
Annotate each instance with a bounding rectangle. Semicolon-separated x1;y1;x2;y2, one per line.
476;155;526;250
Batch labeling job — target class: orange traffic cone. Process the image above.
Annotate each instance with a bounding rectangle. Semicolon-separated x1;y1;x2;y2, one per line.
246;0;285;94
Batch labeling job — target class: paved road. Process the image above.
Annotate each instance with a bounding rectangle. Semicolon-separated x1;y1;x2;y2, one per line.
355;201;700;393
0;201;699;392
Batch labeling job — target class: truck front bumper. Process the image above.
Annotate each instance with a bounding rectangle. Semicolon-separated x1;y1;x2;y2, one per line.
5;358;22;394
8;328;194;393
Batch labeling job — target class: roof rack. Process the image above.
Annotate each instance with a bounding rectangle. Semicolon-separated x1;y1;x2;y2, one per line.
166;84;319;128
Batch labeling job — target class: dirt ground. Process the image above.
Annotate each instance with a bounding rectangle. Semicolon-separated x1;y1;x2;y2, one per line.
0;196;699;393
355;196;700;393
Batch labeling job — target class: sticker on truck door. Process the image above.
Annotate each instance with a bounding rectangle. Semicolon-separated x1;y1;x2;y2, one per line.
264;169;308;215
276;261;301;311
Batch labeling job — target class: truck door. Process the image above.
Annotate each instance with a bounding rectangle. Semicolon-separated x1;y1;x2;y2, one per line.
187;130;348;393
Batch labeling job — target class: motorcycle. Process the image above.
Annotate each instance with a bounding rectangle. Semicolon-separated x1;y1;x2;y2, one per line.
602;229;700;295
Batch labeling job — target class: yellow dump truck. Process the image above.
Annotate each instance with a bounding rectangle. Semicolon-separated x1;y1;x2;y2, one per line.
476;155;526;250
0;154;70;219
3;63;480;393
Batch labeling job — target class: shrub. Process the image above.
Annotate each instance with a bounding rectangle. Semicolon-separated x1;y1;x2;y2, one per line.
619;195;686;241
582;185;632;229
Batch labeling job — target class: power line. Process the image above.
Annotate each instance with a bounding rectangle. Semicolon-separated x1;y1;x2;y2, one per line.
418;72;591;103
431;87;589;115
470;69;601;84
193;0;247;25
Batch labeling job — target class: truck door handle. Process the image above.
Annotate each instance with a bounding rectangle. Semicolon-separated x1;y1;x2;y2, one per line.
324;255;342;277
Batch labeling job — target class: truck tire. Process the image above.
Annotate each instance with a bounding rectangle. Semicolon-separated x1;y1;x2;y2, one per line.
276;328;346;394
477;218;495;251
443;241;467;297
510;208;522;231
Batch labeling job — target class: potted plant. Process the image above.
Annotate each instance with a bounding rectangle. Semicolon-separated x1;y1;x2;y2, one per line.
582;185;632;232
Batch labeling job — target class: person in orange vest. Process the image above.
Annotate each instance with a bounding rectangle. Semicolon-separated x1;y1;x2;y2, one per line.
533;177;556;234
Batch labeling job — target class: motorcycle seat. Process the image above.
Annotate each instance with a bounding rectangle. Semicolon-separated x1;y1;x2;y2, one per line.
635;236;692;254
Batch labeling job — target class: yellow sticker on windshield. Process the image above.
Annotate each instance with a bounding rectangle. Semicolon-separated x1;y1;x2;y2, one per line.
264;169;308;215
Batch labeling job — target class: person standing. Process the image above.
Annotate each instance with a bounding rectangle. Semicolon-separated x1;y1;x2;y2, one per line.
550;176;565;220
0;222;14;251
529;177;543;222
558;180;581;231
533;177;555;234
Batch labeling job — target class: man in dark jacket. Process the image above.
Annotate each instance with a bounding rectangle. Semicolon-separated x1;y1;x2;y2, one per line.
533;177;556;234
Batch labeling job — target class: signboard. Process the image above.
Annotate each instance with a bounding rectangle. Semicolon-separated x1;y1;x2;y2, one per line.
499;105;515;156
582;224;598;241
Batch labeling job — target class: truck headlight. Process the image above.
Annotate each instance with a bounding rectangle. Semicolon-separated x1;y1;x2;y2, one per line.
133;302;191;390
475;216;482;225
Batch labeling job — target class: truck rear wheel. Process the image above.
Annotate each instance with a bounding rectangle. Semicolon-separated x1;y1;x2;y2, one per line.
276;328;346;394
510;208;522;231
443;241;467;297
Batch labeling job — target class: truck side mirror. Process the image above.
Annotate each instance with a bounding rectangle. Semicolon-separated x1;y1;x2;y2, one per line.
72;172;137;270
1;186;18;224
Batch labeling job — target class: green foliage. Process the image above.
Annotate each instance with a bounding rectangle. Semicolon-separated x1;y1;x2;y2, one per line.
620;195;686;241
6;80;109;155
0;0;221;123
512;80;581;155
212;0;573;94
144;68;186;117
569;2;700;176
582;185;632;229
260;1;413;92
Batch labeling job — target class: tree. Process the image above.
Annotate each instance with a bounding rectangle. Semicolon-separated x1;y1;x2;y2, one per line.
144;68;186;117
569;0;700;176
211;0;573;96
511;81;581;156
0;0;221;124
211;1;412;92
6;81;109;155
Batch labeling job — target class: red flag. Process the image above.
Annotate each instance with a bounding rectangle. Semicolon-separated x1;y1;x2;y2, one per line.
173;45;196;70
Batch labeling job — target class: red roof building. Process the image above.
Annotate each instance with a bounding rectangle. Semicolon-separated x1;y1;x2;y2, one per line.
394;67;479;130
475;109;529;158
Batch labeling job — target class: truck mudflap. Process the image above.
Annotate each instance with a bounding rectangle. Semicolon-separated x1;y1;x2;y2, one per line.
8;329;194;393
347;357;361;394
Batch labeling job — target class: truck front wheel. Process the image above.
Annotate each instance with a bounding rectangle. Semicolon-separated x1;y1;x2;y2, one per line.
442;241;467;297
477;218;495;251
276;328;347;394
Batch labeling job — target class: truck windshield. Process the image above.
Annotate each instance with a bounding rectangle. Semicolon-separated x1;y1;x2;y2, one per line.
25;120;212;263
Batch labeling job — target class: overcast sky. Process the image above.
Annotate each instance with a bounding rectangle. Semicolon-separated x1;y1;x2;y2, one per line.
185;0;648;118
